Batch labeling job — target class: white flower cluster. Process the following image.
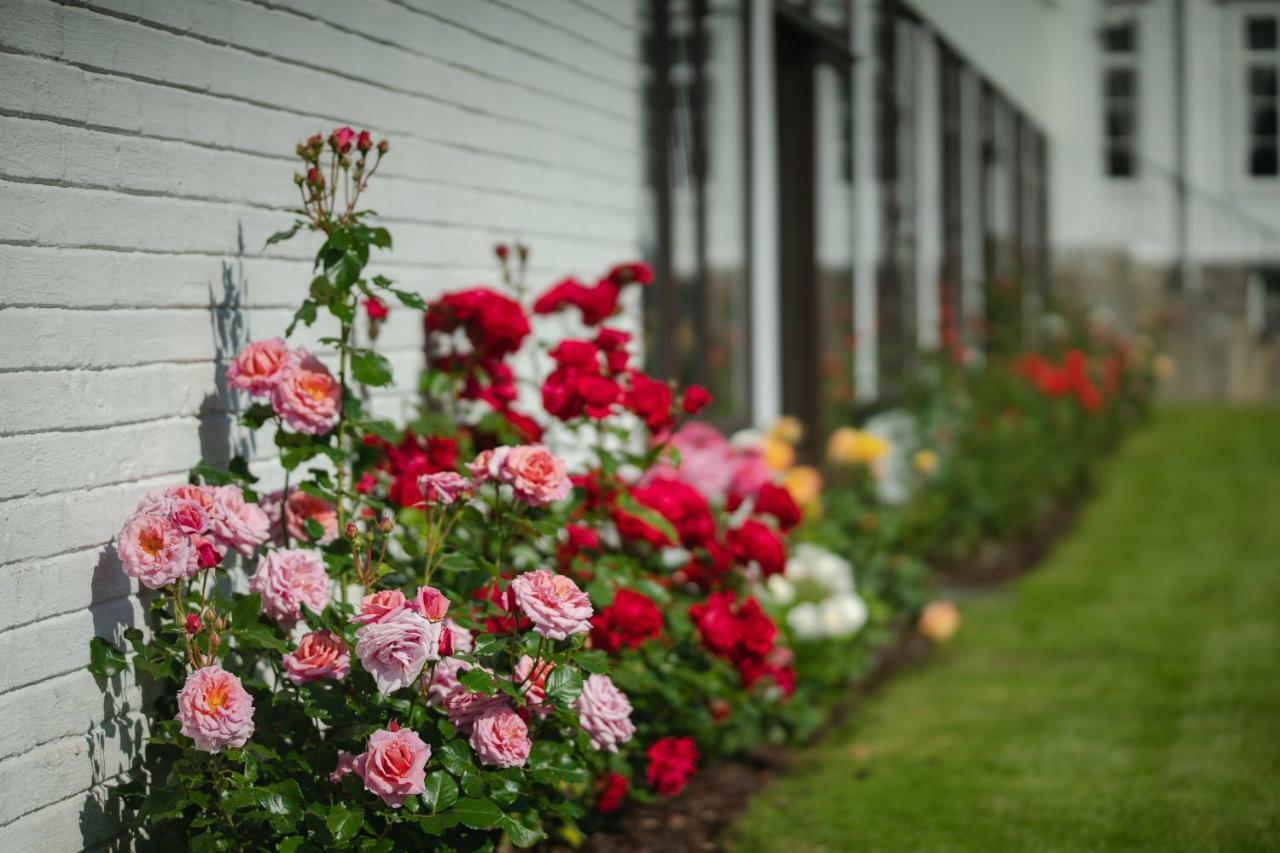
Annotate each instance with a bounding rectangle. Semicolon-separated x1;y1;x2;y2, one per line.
765;543;868;640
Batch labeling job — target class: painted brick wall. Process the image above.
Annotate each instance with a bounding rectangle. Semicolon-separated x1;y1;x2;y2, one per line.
0;0;642;847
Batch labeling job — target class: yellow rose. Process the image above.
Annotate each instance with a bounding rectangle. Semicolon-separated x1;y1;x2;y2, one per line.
1153;354;1176;382
827;427;890;465
761;435;795;471
918;601;961;642
913;449;938;476
782;465;823;508
768;416;806;446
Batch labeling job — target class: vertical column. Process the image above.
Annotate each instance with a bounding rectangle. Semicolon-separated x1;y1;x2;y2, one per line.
748;0;781;424
915;32;942;350
853;0;881;401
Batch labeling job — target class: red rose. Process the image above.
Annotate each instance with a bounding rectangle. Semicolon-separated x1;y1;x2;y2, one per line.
533;277;621;325
624;372;673;432
550;339;600;371
559;524;601;569
498;407;544;443
364;296;389;321
681;384;713;414
594;327;631;351
591;589;662;653
577;374;621;419
612;507;674;549
753;483;802;531
688;591;743;657
356;130;373;153
596;772;628;814
646;737;698;796
727;519;786;576
607;261;654;287
330;126;355;152
630;476;715;548
426;288;530;358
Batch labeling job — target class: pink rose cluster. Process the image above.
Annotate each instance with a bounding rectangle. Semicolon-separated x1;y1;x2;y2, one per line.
227;338;340;436
352;722;430;808
248;547;332;628
282;630;350;685
176;665;255;752
116;484;269;589
350;588;449;696
468;445;571;505
653;422;772;504
574;673;636;753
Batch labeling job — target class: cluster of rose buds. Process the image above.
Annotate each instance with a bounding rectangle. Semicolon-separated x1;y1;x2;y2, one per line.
293;126;389;230
493;242;530;292
182;605;227;669
346;515;394;587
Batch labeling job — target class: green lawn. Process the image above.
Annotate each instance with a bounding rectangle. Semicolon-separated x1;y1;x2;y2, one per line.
731;406;1280;852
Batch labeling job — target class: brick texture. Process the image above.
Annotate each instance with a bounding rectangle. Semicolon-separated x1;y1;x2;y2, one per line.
0;0;641;847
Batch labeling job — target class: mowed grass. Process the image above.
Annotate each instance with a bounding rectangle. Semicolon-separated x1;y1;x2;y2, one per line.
731;406;1280;852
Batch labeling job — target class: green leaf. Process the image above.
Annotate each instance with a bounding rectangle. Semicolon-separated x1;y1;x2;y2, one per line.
326;249;363;290
277;837;305;853
575;650;611;675
452;797;503;830
471;633;509;658
437;552;477;574
190;462;235;487
230;593;263;630
543;664;583;709
501;813;546;848
389;288;426;310
459;668;497;696
325;804;364;844
87;636;127;679
369;227;392;248
437;739;476;776
303;517;325;542
264;221;304;247
350;350;393;387
287;300;318;335
421;770;458;814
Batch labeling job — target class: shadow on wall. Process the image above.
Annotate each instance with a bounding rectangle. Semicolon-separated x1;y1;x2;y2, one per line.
78;224;255;849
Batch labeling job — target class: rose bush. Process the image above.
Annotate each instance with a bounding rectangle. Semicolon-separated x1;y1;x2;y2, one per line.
87;129;1153;851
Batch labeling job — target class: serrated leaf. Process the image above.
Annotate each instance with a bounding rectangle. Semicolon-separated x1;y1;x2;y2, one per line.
458;668;497;696
501;813;546;848
287;300;318;335
325;804;364;843
326;248;363;290
421;770;458;814
437;739;476;776
543;664;583;709
277;837;305;853
575;650;611;674
87;636;127;679
390;288;425;310
452;797;503;830
230;593;263;630
350;350;393;387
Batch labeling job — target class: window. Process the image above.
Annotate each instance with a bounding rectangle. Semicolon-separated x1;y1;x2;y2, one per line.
1101;19;1138;178
1245;15;1280;177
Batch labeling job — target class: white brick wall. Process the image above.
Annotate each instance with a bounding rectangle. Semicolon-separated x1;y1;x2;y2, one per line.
0;0;643;847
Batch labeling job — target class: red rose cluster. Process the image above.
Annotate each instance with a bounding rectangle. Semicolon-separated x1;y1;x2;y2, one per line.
590;589;663;653
363;431;459;508
1014;349;1107;414
533;261;653;326
727;482;802;532
690;591;795;696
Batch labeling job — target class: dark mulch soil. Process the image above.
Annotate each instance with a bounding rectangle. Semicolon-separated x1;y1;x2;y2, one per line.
579;495;1087;853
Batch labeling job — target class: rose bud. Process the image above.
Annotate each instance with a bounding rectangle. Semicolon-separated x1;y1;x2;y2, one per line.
438;627;454;657
194;538;222;569
379;515;394;534
185;613;202;635
357;130;373;153
494;243;509;261
377;139;389;155
364;296;389;321
209;632;221;649
345;521;359;540
306;167;324;187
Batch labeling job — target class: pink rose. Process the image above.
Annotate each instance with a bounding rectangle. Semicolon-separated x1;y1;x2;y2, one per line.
175;665;255;752
445;619;474;654
667;422;735;502
727;448;771;500
424;657;471;706
248;548;331;628
167;499;210;536
418;472;473;505
163;484;216;513
271;351;340;436
574;673;636;753
503;445;571;505
354;608;441;695
227;338;293;397
351;589;407;625
330;750;359;784
410;586;449;622
116;511;195;589
261;488;338;545
443;687;506;733
466;447;510;484
209;485;271;557
470;706;531;768
282;630;350;685
510;570;593;640
513;654;554;717
354;723;430;808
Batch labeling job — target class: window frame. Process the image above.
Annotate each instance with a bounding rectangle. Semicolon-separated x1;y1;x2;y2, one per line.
1100;16;1140;180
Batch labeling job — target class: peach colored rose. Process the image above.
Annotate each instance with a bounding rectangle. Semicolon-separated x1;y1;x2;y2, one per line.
176;665;255;752
918;600;961;642
513;654;554;717
354;723;430;808
410;585;449;622
503;445;571;505
510;570;593;640
351;589;407;625
116;511;195;589
248;548;331;628
418;472;473;505
466;447;510;484
354;608;441;696
574;673;636;753
271;351;340;435
282;630;350;685
261;488;338;545
470;706;531;768
227;337;294;397
209;485;271;557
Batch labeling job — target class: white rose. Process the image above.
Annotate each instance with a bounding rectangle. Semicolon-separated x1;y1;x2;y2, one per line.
765;574;796;605
820;594;869;638
787;603;823;640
